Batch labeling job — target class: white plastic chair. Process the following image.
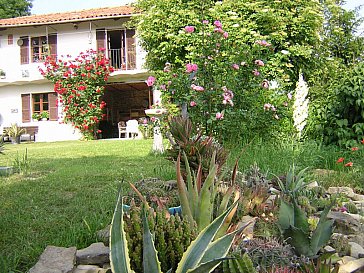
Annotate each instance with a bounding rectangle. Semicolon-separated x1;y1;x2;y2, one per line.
126;120;139;139
118;121;127;138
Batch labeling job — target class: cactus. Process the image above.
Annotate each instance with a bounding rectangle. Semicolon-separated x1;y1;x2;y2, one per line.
344;202;358;214
110;191;243;273
124;204;197;272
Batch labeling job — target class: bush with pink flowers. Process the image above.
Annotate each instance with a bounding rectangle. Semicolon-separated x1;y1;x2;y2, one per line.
40;49;114;139
153;20;290;140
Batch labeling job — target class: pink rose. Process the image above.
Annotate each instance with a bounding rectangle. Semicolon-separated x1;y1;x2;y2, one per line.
261;80;269;89
202;20;209;24
186;63;198;73
184;26;195;33
146;76;156;87
253;69;260;76
190;101;196;107
223;32;228;39
216;112;224;120
214;20;222;28
232;64;239;70
255;60;264;66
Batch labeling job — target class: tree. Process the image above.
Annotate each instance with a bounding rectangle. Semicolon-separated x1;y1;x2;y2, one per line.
0;0;32;19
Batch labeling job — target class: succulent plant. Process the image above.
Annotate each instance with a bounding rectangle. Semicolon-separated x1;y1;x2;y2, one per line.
110;191;243;273
344;201;358;214
242;237;294;271
123;204;197;272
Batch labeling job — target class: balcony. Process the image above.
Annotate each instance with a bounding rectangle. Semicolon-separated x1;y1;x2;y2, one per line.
108;48;136;70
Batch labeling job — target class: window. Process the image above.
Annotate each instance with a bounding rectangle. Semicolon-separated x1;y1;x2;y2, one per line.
8;34;13;45
22;92;58;122
96;29;136;70
20;34;57;64
33;93;49;114
31;36;48;62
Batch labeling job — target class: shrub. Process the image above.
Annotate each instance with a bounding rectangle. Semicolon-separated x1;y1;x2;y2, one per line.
322;61;364;147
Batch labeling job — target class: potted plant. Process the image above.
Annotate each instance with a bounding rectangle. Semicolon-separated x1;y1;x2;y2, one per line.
32;113;41;121
0;69;6;79
40;111;49;121
4;124;25;144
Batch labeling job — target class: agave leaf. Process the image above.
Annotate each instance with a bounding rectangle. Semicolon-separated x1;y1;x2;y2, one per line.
110;191;135;273
310;205;334;255
278;199;294;230
201;217;251;264
285;226;313;257
186;257;233;273
216;190;241;238
183;151;198;218
142;206;162;273
217;187;233;216
293;201;310;235
176;153;194;225
175;202;236;273
198;162;218;231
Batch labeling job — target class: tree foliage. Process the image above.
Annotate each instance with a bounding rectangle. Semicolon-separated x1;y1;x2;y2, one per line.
0;0;32;19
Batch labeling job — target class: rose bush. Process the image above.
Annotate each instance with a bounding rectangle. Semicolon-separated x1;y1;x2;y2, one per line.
153;20;290;140
40;49;114;139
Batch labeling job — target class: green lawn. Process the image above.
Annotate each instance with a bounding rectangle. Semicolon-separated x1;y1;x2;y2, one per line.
0;138;362;272
0;139;175;272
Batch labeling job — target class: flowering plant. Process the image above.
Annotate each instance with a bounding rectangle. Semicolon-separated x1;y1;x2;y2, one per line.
154;20;288;139
40;49;114;139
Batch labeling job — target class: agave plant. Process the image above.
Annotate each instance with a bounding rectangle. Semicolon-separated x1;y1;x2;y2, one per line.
176;151;240;233
278;199;334;257
168;116;229;176
110;191;244;273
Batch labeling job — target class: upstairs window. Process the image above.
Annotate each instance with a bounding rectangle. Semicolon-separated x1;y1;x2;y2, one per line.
20;34;57;64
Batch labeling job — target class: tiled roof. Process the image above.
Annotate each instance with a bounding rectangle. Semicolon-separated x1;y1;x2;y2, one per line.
0;6;136;28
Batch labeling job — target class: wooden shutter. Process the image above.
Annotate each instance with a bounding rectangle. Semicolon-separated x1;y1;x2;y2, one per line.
21;94;31;122
126;29;136;70
48;34;57;60
20;37;29;64
48;92;58;121
96;29;106;51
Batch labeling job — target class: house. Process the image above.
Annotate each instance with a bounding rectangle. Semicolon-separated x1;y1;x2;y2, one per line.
0;6;153;141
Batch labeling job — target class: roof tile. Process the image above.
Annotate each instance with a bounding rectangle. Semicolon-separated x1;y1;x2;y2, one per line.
0;6;136;27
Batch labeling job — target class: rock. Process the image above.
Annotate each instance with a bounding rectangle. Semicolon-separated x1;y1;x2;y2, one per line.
76;242;109;265
339;256;356;265
349;242;364;258
348;234;364;248
74;265;102;273
239;215;256;239
324;245;336;253
306;181;319;189
338;258;364;273
327;211;361;234
28;246;76;273
327;187;355;198
352;194;364;202
97;226;110;246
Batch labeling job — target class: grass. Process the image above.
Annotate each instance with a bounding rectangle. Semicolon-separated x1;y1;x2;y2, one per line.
0;138;363;272
0;139;175;272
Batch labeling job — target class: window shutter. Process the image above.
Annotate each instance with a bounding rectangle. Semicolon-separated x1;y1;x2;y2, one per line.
21;94;31;122
20;37;29;64
48;92;58;121
48;34;57;60
126;29;136;70
96;29;106;51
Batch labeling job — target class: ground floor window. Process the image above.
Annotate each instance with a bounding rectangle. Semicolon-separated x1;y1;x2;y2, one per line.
21;92;58;122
